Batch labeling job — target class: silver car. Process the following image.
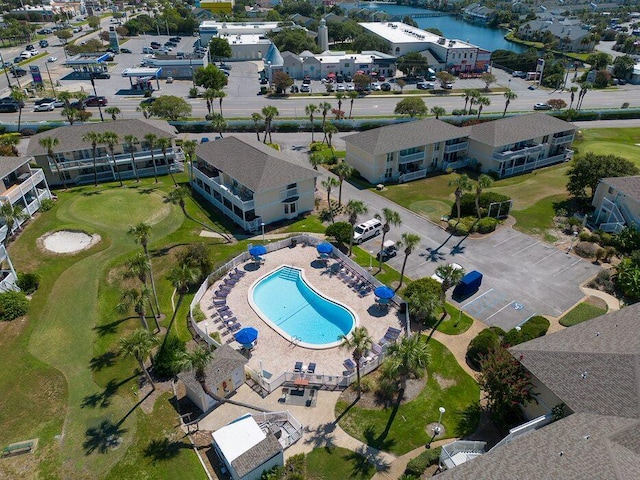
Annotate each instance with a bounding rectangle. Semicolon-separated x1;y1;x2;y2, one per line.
34;101;55;112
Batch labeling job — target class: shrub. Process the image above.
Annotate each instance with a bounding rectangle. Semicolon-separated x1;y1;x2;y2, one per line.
0;291;29;321
403;276;442;301
39;198;55;211
466;327;505;371
276;122;299;133
448;216;476;235
503;315;550;346
452;192;511;218
477;216;498;233
20;129;36;137
404;447;441;476
153;335;187;378
324;221;352;244
192;304;206;322
16;272;40;294
574;241;599;258
359;376;377;393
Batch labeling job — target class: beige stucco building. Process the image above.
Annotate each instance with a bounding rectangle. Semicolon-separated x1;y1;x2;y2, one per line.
592;176;640;233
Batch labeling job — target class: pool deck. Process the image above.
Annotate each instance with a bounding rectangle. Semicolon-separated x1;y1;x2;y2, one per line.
197;243;405;382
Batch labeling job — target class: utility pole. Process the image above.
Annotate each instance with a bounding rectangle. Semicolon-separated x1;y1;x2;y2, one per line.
89;73;104;121
0;52;13;89
44;61;56;96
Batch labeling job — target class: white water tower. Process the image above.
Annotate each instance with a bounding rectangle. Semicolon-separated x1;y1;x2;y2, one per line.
318;18;329;52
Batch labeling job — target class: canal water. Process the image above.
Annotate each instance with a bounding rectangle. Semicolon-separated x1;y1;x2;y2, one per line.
343;3;527;53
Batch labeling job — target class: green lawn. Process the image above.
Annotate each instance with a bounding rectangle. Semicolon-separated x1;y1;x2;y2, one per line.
306;446;375;480
336;338;480;455
559;302;608;327
438;304;474;335
576;128;640;168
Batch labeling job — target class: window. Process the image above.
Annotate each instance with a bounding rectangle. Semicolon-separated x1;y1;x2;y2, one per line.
286;183;296;190
204;184;211;194
399;147;419;156
434;143;440;151
542;135;549;144
386;153;394;163
384;167;392;178
284;202;297;215
608;186;614;195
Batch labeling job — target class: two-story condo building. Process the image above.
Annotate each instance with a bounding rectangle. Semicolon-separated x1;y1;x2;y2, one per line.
27;119;181;187
191;137;319;232
592;176;640;233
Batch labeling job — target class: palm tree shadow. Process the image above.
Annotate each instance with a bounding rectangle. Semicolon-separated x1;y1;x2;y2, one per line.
83;419;128;455
94;317;129;336
349;444;391;475
81;375;137;409
143;438;191;464
89;351;118;372
303;422;336;449
137;188;157;195
449;232;471;256
334;397;360;425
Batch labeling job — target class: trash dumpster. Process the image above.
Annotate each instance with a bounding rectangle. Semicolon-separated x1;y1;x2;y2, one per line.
453;270;483;298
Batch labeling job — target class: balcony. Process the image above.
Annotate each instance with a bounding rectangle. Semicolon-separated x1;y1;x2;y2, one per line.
551;133;574;146
499;152;568;178
444;141;469;154
280;186;298;201
399;168;427;183
54;148;180;171
0;170;46;206
398;150;425;164
493;143;544;161
193;167;255;210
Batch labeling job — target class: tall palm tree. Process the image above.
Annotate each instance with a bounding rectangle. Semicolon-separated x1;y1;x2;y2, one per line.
137;104;152;119
467;89;481;113
0;134;20;156
334;161;354;207
117;287;152;331
319;101;332;142
339;326;373;399
203;88;216;116
251;112;263;142
124;135;141;182
102;131;123;186
431;106;445;119
346;199;368;256
305;103;318;143
406;289;440;332
0;201;28;235
321;177;339;223
569;86;578;109
449;174;473;222
156;137;177;187
10;89;26;131
210;113;227;139
261;105;279;144
123;252;155;314
462;88;474;113
166;186;231;241
375;208;402;272
346;90;358;119
38;137;66;190
181;139;197;185
435;264;465;306
385;335;430;396
324;122;338;149
335;92;345;116
119;329;159;390
474;174;493;219
502;89;517;117
168;263;200;311
215;90;226;116
128;222;161;316
396;232;421;292
476;96;491;119
175;345;215;398
143;133;159;183
82;131;103;187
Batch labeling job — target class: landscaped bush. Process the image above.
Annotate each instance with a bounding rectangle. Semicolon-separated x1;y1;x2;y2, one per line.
466;327;505;371
574;241;599;258
275;122;299;133
324;222;352;244
0;291;29;321
16;272;40;295
20;129;36;137
476;217;498;233
153;335;187;378
359;376;377;393
404;447;441;476
39;198;55;211
587;269;615;294
503;315;550;346
452;192;511;218
448;216;476;235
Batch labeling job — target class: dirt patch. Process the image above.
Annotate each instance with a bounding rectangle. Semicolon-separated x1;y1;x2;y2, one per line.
38;230;101;254
433;374;456;390
585;295;608;311
338;369;428;410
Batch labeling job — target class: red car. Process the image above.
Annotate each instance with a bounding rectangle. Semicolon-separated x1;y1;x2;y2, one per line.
85;96;108;107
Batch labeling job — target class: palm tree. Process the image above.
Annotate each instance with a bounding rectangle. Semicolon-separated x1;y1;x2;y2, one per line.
449;174;473;222
82;131;103;187
168;263;200;310
309;152;324;170
143;133;159;183
137;104;152;119
167;187;232;241
335;92;345;115
396;233;421;291
105;106;121;121
10;89;26;131
119;329;159;390
435;264;465;306
251;112;263;141
175;345;215;398
101;131;123;186
346;91;358;119
319;101;332;142
462;88;474;113
157;137;177;187
261;105;279;144
324;122;338;149
339;326;373;399
124;135;141;182
117;287;152;330
467;89;481;113
128;222;161;316
203;88;216;116
0;201;28;235
181;139;197;184
429;105;445;119
502;89;517;117
474;174;493;219
0;134;20;156
375;208;402;272
569;86;578;109
334;161;354;207
385;335;430;396
57;90;73;109
210;113;227;139
406;289;440;332
476;96;491;119
38;137;66;190
321;177;339;223
346;199;368;256
215;90;226;116
305;104;318;143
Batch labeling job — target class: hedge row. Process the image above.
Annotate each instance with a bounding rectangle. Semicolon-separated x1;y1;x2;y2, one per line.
448;216;498;235
405;447;442;476
450;192;511;219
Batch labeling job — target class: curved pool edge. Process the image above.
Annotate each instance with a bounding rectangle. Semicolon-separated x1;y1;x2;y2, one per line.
248;264;359;350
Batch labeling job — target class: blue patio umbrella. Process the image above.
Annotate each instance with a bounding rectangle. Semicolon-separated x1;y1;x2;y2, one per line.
316;242;333;254
235;327;258;345
374;285;395;299
249;245;267;256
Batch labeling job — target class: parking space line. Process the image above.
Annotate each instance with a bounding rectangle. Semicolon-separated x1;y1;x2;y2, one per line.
493;233;521;247
511;241;539;256
532;249;559;265
485;300;516;321
553;259;584;277
462;288;494;309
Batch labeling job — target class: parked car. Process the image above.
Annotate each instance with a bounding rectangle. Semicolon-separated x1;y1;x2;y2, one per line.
380;82;392;91
85;95;108;106
92;72;111;79
533;102;552;110
336;83;346;92
0;103;18;113
417;81;434;90
431;263;463;283
47;56;57;63
169;37;182;42
35;97;57;105
512;70;527;78
376;240;398;261
120;48;132;54
371;82;381;91
69;100;85;109
2;61;12;69
346;83;355;91
166;76;174;83
442;82;454;89
0;97;24;107
11;67;27;77
259;77;268;85
200;137;210;143
13;57;21;64
34;101;55;112
25;44;35;51
39;40;49;48
300;84;311;93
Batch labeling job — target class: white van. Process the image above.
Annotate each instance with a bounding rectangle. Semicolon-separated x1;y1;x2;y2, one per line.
353;219;382;244
142;46;154;54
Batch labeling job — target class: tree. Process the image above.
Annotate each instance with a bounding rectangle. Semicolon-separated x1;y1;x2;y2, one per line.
346;91;358;119
339;326;372;399
478;345;533;423
55;29;73;45
334;162;354;207
119;329;159;390
335;92;345;116
435;71;455;88
396;233;421;291
462;89;474;114
476;96;491;119
203;88;216;116
193;64;228;91
117;287;152;331
144;133;159;183
385;335;430;395
251;112;263;142
613;54;635;79
430;106;445;119
261;105;279;144
272;71;294;94
435;264;465;305
0;201;28;235
156;137;177;187
87;16;100;29
10;89;26;131
137;103;152;119
394;97;428;118
105;106;120;121
124;135;141;182
345;200;368;256
325;221;352;244
567;153;639;200
82;131;103;187
569;86;578;109
175;345;216;399
149;96;192;121
502;89;517;117
577;82;591;110
397;52;429;77
404;279;441;331
305;104;318;143
176;244;213;284
123;253;155;319
396;78;406;94
467;89;481;113
474;174;494;219
352;73;371;92
375;208;402;272
616;258;640;300
321;177;339;222
319;101;332;143
449;174;473;221
480;72;497;91
39;137;66;190
128;222;161;316
208;37;232;62
102;131;123;187
168;263;200;310
586;51;612;70
210;113;227;140
0;134;19;156
324;122;338;149
215;90;226;117
269;27;318;54
547;98;567;110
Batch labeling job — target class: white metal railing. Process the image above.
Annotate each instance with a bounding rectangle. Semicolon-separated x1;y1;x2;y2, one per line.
398;168;427;183
251;411;303;449
0;272;18;292
444;141;469;154
193;168;255;210
443;158;471;171
53;148;178;170
0;169;46;205
599;222;625;233
280;186;298;200
489;414;553;452
493;143;544;161
551;134;574;145
440;440;486;470
398;150;425;164
499;153;567;178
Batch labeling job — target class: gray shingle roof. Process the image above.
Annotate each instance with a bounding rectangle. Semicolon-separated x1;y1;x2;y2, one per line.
343;119;470;156
469;113;575;147
196;136;318;192
0;156;31;179
601;176;640;202
177;345;248;397
26;119;177;157
231;434;281;478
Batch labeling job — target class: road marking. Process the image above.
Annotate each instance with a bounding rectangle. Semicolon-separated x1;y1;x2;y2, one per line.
462;288;494;309
553;259;583;276
485;300;516;321
532;249;559;265
494;233;521;247
511;241;539;256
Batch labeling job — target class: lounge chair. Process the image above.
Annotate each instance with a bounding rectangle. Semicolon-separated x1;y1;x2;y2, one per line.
294;361;303;373
371;343;383;355
214;289;229;298
307;363;316;374
343;358;356;371
217;305;231;314
388;327;402;336
226;323;241;334
233;268;246;276
224;277;238;286
212;298;227;306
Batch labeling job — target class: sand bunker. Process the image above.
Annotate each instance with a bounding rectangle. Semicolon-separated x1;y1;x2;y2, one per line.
40;230;101;254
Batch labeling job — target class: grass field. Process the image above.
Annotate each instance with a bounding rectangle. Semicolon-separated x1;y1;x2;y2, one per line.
306;446;375;480
559;301;608;327
576;128;640;168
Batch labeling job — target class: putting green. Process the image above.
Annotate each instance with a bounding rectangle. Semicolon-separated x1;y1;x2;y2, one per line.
66;188;171;230
583;141;640;166
409;200;451;221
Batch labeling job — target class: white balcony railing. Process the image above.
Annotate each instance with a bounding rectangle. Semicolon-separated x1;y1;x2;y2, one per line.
398;168;427;183
499;153;568;178
398;151;425;164
54;148;179;171
444;141;469;154
280;186;298;200
0;170;46;206
494;144;544;161
551;134;574;146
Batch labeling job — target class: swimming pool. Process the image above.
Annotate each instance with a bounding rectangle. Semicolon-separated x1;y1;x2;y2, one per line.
249;266;357;349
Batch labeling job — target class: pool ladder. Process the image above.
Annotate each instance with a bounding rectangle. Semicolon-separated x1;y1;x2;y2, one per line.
290;335;302;347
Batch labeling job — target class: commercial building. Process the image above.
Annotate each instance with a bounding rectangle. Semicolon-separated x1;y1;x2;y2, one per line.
199;21;280;61
198;0;234;15
280;49;397;80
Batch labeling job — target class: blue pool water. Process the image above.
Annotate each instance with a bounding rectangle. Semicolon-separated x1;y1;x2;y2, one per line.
251;266;355;346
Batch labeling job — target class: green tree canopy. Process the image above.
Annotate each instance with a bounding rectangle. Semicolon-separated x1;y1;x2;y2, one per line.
148;95;192;121
209;37;232;61
193;64;228;91
352;33;389;53
613;54;635;78
394;97;428;118
567;152;639;199
586;51;612;70
325;221;352;244
396;52;429;77
272;70;294;94
269;28;318;54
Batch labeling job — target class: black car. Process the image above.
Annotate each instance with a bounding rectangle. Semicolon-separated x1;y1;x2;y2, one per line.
0;103;19;113
0;96;24;107
120;48;132;53
169;36;182;42
85;95;108;106
69;101;85;109
35;97;56;106
164;41;177;47
11;68;27;77
25;44;34;51
92;72;111;79
380;82;392;91
376;242;398;261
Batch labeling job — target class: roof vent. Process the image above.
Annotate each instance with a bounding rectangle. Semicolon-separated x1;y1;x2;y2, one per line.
581;371;588;379
583;435;590;440
559;451;564;456
595;331;600;336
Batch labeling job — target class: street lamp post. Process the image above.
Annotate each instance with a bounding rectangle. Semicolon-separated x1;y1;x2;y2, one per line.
261;222;265;243
369;251;373;271
44;61;56;97
567;231;578;254
434;406;446;435
0;52;13;89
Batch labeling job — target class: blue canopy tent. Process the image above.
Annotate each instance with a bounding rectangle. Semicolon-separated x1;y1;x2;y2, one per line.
235;327;258;347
